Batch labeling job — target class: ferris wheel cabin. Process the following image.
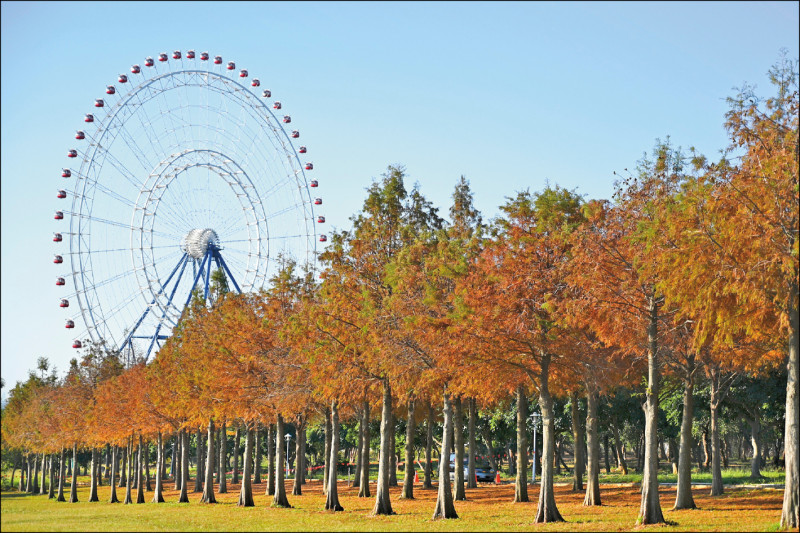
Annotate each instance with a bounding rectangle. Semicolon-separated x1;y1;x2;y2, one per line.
84;114;94;123
60;299;69;308
57;190;67;199
145;57;154;67
187;50;196;59
173;50;181;59
75;131;85;140
158;53;168;62
214;56;222;64
131;64;141;74
251;79;260;87
291;130;299;138
310;180;318;188
262;89;271;98
106;85;116;95
53;254;63;263
72;340;82;349
227;61;235;70
64;319;74;327
239;69;248;78
317;215;325;223
67;149;77;158
57;278;66;287
54;211;64;220
201;51;209;60
305;162;313;170
118;74;128;83
314;198;322;205
273;101;282;110
53;233;62;242
62;169;71;178
319;235;328;242
298;146;307;153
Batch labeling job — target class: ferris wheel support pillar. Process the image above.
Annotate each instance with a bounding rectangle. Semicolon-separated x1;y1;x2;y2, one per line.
120;252;189;360
143;252;193;362
212;247;242;294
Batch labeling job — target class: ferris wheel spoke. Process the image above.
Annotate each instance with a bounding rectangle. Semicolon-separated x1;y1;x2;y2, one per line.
88;142;147;191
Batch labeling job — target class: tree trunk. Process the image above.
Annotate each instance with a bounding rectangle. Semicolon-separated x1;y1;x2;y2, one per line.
254;426;262;485
433;390;458;519
238;426;255;507
674;363;697;510
702;426;711;470
359;399;371;497
32;453;39;494
638;298;665;525
267;423;276;496
48;454;56;499
57;447;66;502
389;411;398;487
136;435;145;503
453;396;466;500
173;432;181;491
145;442;152;492
18;457;26;493
273;415;291;507
514;385;529;502
584;387;601;506
124;438;134;504
481;422;498;479
192;427;203;493
709;367;724;496
69;443;79;503
201;420;216;503
467;397;478;489
108;446;119;503
179;429;189;503
610;415;628;475
170;437;176;480
293;418;304;495
219;422;228;493
325;401;344;511
401;398;416;499
153;433;165;503
371;379;395;515
352;407;363;488
424;402;434;489
571;390;585;492
233;426;240;485
40;453;48;495
323;407;332;495
780;287;799;530
603;433;611;473
88;448;99;501
535;353;564;523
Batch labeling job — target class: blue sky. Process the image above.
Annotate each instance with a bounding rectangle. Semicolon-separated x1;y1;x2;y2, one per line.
1;1;798;394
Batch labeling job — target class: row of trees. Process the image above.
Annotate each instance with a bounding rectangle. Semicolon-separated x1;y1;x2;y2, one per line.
2;55;797;528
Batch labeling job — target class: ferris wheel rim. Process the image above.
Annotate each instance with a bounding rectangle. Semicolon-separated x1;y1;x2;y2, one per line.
58;52;320;357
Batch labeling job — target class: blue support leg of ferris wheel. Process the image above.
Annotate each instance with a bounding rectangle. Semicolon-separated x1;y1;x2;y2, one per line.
182;252;210;311
120;252;189;356
143;251;192;362
214;249;242;294
203;247;214;301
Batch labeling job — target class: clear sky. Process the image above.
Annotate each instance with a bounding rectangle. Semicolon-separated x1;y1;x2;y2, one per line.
1;1;798;396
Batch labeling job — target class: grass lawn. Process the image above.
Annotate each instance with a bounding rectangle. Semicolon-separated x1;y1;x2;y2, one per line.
0;475;785;532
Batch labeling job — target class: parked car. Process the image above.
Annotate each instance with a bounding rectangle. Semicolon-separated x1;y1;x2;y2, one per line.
449;453;495;482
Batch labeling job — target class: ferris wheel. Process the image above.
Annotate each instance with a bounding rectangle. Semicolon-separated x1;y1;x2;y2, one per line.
54;50;326;363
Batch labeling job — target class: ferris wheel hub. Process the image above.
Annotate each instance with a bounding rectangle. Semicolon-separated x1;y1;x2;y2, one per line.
181;228;220;259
